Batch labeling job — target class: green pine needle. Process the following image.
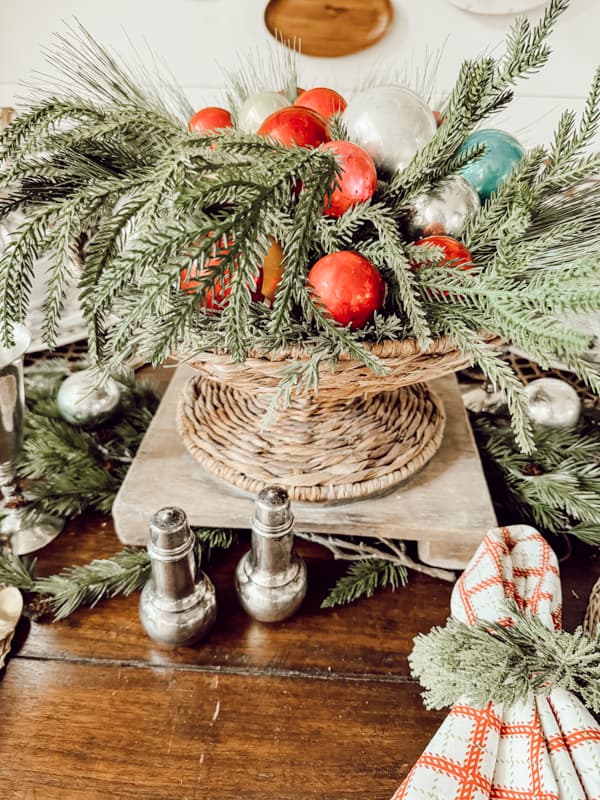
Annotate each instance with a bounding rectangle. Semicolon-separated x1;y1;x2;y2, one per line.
321;559;408;608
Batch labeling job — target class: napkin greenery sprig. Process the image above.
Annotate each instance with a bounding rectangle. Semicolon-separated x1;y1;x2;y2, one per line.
410;601;600;712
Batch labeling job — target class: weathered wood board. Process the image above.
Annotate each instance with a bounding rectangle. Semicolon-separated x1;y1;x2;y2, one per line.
113;365;496;568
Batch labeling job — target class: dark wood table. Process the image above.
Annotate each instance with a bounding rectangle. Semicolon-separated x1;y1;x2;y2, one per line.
1;511;598;798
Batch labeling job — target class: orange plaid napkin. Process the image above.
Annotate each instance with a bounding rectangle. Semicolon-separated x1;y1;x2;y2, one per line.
392;525;600;800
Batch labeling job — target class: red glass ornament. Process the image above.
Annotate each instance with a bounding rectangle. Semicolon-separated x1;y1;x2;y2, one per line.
294;87;347;120
180;264;231;310
258;106;330;148
321;141;377;217
413;235;473;271
308;251;385;330
412;235;473;299
188;107;233;134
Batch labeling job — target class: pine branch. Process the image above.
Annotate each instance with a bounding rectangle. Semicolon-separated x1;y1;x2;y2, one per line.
0;527;236;621
15;364;159;520
33;549;152;620
0;551;35;591
321;559;408;608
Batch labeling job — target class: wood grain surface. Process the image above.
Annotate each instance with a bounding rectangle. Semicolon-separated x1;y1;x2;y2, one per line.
2;659;444;800
1;451;598;798
264;0;394;58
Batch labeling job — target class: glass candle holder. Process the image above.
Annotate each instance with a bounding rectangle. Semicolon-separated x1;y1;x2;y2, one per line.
0;324;63;554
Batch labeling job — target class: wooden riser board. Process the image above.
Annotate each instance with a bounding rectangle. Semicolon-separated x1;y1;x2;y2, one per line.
113;365;496;569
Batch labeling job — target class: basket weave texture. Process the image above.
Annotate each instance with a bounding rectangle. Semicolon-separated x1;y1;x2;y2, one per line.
175;335;497;503
177;377;445;503
584;577;600;636
180;334;494;398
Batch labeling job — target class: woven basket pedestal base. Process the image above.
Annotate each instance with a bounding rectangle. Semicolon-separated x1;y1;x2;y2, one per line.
177;375;446;503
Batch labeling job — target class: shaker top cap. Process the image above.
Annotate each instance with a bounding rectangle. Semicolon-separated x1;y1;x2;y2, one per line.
253;485;293;532
149;506;191;553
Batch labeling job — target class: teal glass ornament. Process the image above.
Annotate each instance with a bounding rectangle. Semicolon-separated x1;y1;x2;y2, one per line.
459;129;524;202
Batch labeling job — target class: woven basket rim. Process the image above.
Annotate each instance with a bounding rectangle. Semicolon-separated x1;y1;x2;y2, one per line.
177;332;500;366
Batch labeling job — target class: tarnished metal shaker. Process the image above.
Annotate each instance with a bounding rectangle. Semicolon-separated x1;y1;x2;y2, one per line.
235;486;307;622
140;507;217;646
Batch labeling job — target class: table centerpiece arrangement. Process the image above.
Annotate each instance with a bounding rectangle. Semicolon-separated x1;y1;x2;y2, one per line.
0;0;599;503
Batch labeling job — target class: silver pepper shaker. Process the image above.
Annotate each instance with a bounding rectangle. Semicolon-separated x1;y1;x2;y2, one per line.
139;506;217;646
235;486;307;622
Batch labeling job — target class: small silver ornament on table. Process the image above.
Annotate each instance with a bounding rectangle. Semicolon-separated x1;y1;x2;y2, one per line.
139;506;217;647
56;368;124;428
406;176;481;239
524;378;582;428
0;324;63;555
235;486;307;623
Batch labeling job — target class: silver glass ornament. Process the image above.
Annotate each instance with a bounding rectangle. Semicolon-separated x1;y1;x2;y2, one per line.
0;324;63;555
140;506;217;647
235;486;307;623
342;85;437;175
57;369;122;428
524;378;581;428
406;176;480;239
237;91;288;133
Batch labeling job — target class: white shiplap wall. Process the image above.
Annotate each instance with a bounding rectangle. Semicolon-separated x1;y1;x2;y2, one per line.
0;0;597;146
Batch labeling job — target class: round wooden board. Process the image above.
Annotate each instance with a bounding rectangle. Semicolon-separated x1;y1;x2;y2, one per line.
264;0;394;58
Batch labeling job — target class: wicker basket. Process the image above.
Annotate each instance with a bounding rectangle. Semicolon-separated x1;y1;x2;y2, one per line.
176;334;500;503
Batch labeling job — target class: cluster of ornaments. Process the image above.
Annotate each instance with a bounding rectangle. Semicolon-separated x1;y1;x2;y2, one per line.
185;82;525;330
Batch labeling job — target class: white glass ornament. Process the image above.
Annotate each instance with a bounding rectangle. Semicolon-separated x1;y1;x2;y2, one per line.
406;175;480;239
342;85;437;175
524;378;581;428
57;369;123;428
237;91;288;133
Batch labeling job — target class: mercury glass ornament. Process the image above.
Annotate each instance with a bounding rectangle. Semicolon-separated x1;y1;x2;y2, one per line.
342;85;437;175
57;369;122;428
237;91;288;133
406;175;480;239
524;378;581;428
459;129;524;202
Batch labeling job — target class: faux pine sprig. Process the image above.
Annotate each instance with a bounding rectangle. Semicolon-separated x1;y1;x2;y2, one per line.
321;559;408;608
0;527;235;621
409;602;600;712
1;2;600;453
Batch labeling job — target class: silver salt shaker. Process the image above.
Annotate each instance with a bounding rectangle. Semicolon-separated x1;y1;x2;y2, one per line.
139;506;217;646
235;486;307;622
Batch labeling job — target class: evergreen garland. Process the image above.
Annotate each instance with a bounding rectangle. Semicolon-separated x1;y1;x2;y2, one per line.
3;359;599;615
13;359;159;520
0;3;598;452
474;410;600;546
